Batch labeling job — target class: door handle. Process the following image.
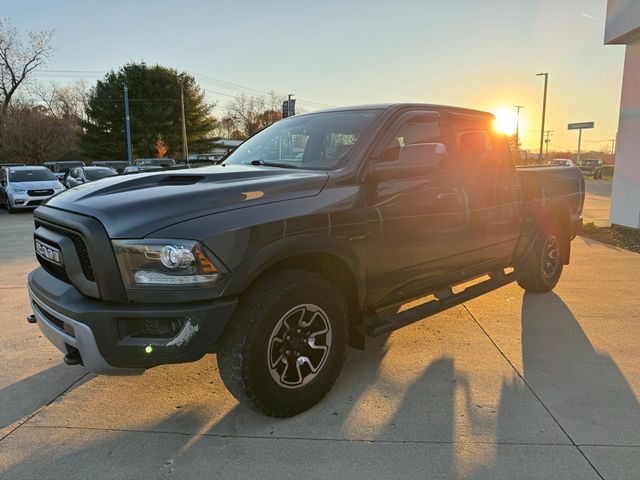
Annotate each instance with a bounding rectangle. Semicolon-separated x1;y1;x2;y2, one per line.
436;191;459;200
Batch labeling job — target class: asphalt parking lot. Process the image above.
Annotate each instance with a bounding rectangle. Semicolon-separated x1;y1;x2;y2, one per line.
1;181;638;480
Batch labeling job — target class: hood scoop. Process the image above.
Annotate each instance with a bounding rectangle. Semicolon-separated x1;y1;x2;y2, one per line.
159;175;206;185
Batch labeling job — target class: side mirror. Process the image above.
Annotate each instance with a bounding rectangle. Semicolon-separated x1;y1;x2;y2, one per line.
372;143;447;181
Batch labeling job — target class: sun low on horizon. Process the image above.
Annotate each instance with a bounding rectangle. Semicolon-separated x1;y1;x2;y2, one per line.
492;107;520;136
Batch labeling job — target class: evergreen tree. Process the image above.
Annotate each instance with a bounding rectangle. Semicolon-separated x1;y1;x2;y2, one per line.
81;63;216;159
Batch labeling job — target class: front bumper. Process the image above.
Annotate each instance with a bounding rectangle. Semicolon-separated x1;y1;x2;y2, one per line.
9;192;58;209
28;267;238;375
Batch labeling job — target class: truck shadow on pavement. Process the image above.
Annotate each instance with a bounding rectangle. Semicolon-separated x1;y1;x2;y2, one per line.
2;292;638;479
0;363;88;437
517;291;640;446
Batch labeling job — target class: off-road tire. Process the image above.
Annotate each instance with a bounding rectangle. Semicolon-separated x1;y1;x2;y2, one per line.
516;219;565;292
217;269;349;417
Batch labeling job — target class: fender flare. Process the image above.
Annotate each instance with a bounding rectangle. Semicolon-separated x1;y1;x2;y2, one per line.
220;234;367;307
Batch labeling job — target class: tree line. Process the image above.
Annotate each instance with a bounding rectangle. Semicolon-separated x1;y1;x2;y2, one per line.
0;19;285;164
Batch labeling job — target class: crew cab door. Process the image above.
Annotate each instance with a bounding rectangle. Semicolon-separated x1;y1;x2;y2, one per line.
447;113;523;264
363;111;472;305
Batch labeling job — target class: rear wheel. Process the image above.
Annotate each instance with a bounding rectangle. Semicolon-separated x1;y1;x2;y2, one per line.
217;269;349;417
516;220;564;292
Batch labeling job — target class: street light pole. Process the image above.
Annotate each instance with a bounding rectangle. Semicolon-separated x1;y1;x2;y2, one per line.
514;105;524;150
536;72;548;162
123;84;132;165
180;81;189;164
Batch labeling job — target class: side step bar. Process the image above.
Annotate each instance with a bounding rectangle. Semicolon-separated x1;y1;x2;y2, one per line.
366;271;519;337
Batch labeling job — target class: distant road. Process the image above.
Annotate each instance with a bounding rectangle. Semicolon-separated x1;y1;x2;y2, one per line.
583;179;612;227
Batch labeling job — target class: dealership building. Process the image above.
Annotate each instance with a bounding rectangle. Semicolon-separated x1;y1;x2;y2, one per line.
605;0;640;228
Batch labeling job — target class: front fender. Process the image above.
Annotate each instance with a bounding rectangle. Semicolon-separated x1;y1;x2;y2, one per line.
219;234;367;307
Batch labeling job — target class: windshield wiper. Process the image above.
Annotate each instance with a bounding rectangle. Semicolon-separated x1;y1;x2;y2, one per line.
249;159;298;169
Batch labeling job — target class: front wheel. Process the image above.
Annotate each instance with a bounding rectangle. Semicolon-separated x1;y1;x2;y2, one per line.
216;269;348;417
516;220;565;292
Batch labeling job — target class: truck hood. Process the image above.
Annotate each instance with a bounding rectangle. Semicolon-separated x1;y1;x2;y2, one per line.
44;165;329;238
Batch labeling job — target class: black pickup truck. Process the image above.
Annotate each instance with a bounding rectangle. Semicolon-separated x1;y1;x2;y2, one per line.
27;104;584;417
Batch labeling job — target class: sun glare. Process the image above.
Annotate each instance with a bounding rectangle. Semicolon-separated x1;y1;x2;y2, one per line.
492;108;519;136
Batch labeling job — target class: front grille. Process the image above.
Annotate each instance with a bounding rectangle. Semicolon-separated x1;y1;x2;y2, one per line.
38;255;70;282
26;199;44;206
35;221;95;282
28;189;54;196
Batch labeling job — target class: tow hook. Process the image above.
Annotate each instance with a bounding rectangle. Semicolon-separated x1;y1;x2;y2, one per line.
64;352;83;366
26;314;36;324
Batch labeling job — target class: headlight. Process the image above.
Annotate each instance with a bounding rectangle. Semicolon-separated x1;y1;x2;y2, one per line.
112;239;226;288
12;188;26;194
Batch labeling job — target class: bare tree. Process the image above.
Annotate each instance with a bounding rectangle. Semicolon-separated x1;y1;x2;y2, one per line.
0;18;54;118
0;103;80;163
228;91;283;138
34;80;88;120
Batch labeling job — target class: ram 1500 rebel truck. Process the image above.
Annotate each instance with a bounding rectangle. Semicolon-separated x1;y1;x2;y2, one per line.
27;104;585;417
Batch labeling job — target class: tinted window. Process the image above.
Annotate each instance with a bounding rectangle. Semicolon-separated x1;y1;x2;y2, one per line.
9;169;57;182
224;110;381;170
380;116;442;162
85;168;116;180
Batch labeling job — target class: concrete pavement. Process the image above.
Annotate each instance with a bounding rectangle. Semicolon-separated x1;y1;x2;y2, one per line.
582;180;612;227
1;185;638;479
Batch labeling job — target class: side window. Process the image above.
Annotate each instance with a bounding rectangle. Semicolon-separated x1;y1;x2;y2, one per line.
453;117;514;175
380;116;443;162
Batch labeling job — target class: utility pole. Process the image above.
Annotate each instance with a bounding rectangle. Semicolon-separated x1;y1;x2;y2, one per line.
514;105;524;150
611;132;617;156
123;84;133;165
180;80;189;164
544;130;553;155
536;72;549;162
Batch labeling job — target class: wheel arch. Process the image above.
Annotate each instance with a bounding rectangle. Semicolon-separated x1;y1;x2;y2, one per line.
221;235;367;349
532;197;573;264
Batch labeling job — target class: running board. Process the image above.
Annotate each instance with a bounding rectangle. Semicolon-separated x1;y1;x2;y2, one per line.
366;271;519;337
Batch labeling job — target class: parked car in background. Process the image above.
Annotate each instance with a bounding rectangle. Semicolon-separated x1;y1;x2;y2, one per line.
43;161;86;181
548;158;574;167
578;158;603;179
186;156;222;168
65;166;118;188
92;161;130;174
0;162;26;168
0;166;64;213
122;165;164;174
135;158;176;168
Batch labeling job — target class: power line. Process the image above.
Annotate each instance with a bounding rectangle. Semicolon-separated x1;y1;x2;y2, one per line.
34;68;335;108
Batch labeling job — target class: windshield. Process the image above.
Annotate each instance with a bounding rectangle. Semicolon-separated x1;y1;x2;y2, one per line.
582;160;598;166
85;168;116;180
550;160;568;165
9;169;57;182
223;110;381;170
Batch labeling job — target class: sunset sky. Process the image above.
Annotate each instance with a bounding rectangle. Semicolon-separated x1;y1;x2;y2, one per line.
5;0;625;153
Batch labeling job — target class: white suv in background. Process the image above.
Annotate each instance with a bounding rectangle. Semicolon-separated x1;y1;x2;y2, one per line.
0;166;65;213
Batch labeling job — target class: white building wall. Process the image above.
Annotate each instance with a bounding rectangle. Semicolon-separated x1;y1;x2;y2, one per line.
605;0;640;44
607;1;640;228
610;41;640;228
